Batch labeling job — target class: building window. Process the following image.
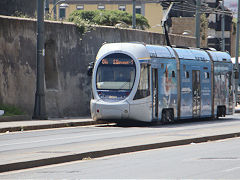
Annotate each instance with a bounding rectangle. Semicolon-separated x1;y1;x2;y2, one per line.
98;5;105;10
119;5;126;11
76;5;84;10
136;5;141;14
59;7;66;19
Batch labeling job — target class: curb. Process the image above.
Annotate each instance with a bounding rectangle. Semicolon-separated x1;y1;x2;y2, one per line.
0;132;240;173
0;115;31;122
0;120;107;133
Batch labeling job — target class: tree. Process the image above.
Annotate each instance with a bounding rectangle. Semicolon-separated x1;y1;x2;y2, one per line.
68;10;150;33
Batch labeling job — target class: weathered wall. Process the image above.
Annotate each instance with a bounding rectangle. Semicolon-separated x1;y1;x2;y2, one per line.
0;15;196;118
0;16;37;115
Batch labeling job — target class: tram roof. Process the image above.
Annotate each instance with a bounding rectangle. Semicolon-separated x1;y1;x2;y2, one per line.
146;45;232;62
97;43;231;63
146;45;211;61
207;51;231;62
96;43;150;60
146;45;175;58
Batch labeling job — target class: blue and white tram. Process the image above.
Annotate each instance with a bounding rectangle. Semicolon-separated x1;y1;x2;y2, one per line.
90;42;235;123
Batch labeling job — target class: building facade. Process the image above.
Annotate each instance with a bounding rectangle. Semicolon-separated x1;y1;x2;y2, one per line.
160;0;233;54
49;0;164;33
206;0;233;54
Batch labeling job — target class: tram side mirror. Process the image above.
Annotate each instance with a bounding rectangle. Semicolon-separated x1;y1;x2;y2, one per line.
87;62;94;76
234;71;239;79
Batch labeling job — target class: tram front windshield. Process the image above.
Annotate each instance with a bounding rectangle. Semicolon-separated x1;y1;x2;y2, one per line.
96;53;136;90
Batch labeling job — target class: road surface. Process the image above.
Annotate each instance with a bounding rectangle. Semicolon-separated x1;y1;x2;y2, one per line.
0;114;240;173
1;137;240;179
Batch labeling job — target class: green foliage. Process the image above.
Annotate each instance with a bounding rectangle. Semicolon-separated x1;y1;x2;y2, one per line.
68;10;150;34
0;104;25;116
200;13;208;40
233;17;237;24
136;13;150;30
13;11;35;19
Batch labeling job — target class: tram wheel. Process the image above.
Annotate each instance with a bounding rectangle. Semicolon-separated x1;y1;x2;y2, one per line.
161;109;174;124
217;106;226;118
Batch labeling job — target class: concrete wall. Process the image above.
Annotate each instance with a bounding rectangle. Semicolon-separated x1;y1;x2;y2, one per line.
0;15;196;118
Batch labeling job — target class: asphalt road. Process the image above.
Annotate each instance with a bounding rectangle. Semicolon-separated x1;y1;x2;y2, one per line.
0;115;239;153
1;114;240;172
1;136;240;179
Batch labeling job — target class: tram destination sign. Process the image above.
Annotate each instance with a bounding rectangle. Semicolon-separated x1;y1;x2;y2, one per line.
101;58;134;65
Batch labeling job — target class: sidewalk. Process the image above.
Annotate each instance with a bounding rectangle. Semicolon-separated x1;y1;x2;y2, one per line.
0;104;240;133
0;117;104;133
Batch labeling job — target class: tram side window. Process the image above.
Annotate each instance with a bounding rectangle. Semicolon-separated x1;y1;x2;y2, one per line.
205;72;210;79
185;71;189;78
134;64;150;100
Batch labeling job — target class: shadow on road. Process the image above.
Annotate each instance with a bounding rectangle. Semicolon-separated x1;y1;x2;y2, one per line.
97;115;240;128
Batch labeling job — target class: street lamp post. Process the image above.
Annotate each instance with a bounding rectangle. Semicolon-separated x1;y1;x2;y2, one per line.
195;0;201;48
132;0;136;29
221;0;225;51
50;0;66;20
33;0;47;120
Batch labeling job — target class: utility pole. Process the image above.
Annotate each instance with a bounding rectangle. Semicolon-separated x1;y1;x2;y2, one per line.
195;0;201;48
33;0;47;120
235;0;240;105
221;0;225;51
161;2;174;47
132;0;136;29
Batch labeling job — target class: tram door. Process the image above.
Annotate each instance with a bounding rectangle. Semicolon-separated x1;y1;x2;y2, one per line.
152;69;158;119
192;70;201;117
228;72;233;113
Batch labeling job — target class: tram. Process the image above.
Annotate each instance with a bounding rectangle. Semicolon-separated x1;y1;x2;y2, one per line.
231;57;240;105
89;42;235;123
